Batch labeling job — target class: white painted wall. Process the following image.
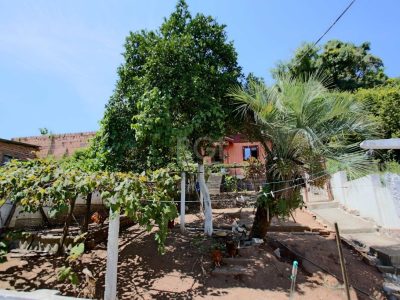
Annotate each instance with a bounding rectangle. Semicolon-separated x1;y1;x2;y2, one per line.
0;191;104;229
331;171;400;229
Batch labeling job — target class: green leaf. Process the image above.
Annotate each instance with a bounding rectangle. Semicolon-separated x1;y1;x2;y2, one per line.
58;266;72;281
69;272;79;285
69;242;85;261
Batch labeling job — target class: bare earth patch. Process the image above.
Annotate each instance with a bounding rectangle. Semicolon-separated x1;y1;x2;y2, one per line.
0;208;385;299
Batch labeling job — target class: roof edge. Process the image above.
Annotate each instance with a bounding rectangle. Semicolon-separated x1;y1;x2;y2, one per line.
0;138;40;148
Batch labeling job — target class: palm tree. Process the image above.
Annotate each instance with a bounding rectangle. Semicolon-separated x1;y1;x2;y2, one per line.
230;75;376;238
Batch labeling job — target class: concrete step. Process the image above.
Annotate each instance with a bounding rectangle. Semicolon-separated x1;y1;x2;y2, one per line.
343;232;400;266
306;201;339;210
223;257;256;265
211;265;254;276
311;207;377;234
207;174;223;195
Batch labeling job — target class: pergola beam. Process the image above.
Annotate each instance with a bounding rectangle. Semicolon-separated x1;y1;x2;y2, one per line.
360;138;400;150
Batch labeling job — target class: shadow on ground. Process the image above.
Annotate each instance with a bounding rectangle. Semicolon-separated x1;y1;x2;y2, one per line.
0;211;385;299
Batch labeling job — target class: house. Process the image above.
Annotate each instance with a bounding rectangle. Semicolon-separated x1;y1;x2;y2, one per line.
0;138;39;165
204;134;266;178
12;132;265;173
220;134;266;165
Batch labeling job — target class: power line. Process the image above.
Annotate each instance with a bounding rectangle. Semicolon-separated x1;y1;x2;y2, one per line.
296;0;356;63
313;0;356;47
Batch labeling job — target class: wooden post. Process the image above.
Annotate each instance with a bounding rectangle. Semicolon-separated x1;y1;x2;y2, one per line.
334;222;351;300
104;204;120;300
180;172;186;233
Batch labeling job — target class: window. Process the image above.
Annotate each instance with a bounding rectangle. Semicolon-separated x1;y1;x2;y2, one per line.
243;146;258;160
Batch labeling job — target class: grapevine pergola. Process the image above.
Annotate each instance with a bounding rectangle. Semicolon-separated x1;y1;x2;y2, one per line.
0;159;179;299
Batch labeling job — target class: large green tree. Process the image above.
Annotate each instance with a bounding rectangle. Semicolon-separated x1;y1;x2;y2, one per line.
354;80;400;139
93;0;241;172
230;75;375;238
273;40;387;91
352;79;400;161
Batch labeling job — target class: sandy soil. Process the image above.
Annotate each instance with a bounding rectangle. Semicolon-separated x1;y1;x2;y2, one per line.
0;208;385;299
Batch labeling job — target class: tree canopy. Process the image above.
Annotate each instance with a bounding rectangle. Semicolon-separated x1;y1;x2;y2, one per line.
353;81;400;139
93;0;241;172
230;75;376;237
273;40;387;91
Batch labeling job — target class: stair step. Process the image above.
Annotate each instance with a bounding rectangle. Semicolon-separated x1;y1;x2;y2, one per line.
212;265;254;276
306;201;339;209
223;257;256;265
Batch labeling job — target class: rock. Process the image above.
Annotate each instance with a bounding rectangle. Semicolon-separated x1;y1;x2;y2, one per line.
378;265;395;274
383;282;400;296
273;248;281;258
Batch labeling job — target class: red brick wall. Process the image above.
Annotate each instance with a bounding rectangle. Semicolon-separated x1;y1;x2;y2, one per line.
13;132;96;159
0;141;38;162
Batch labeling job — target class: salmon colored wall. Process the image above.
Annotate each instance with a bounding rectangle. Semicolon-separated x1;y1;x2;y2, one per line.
223;142;266;165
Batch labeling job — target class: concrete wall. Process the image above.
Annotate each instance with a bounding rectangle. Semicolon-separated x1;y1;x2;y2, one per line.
331;171;400;229
1;191;104;229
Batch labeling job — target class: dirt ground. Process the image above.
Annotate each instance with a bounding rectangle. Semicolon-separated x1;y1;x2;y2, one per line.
0;208;385;299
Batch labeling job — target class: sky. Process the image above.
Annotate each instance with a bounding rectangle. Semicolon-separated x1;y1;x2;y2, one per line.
0;0;399;139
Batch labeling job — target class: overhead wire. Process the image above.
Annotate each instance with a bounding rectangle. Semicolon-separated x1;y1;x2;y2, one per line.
295;0;357;65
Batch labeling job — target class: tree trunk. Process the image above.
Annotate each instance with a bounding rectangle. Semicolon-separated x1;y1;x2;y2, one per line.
83;193;92;233
57;198;76;255
198;163;213;236
250;206;272;239
39;207;51;227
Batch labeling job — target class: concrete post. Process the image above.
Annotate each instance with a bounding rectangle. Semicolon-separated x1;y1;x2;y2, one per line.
104;205;120;300
180;172;186;233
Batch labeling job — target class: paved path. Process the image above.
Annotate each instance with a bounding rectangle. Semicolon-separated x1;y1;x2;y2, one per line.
307;200;400;267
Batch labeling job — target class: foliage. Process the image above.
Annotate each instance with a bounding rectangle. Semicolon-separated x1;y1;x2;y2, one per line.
273;40;387;91
211;240;226;251
206;162;248;174
56;233;87;286
64;148;103;172
230;75;376;236
58;266;79;286
0;159;178;253
349;82;400;162
380;160;400;175
258;185;303;219
39;128;50;135
92;0;241;171
244;157;265;190
223;175;238;192
353;83;400;139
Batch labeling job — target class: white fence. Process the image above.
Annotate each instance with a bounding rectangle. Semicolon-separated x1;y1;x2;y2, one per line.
331;171;400;229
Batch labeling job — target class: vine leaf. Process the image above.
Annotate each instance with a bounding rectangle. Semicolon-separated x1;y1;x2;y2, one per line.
68;243;85;261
